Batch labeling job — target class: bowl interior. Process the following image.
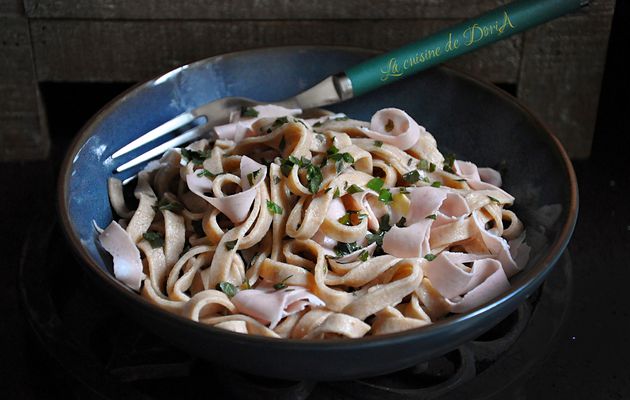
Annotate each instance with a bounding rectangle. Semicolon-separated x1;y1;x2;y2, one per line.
60;46;576;379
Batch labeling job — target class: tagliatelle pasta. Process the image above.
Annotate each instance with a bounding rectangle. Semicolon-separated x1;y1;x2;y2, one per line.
99;105;530;339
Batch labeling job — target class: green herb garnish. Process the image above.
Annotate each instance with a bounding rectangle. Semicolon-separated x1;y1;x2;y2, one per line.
431;181;442;188
225;239;238;251
429;162;437;173
403;170;421;184
396;216;407;227
143;231;164;248
359;251;369;262
241;106;259;117
417;159;430;171
378;188;393;203
374;140;383;148
247;168;261;186
306;164;323;194
273;176;281;185
217;281;237;297
488;195;501;204
153;198;183;212
347;184;364;194
333;242;362;257
333;187;341;199
333;116;349;121
443;153;456;173
424;253;437;261
273;275;293;290
426;214;437;220
197;169;222;179
266;200;283;215
181;148;211;165
366;177;384;192
272;116;290;127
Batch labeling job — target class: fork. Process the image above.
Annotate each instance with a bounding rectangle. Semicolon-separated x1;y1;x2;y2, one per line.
111;0;587;174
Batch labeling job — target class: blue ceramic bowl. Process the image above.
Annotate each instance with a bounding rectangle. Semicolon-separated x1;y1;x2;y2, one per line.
58;46;577;381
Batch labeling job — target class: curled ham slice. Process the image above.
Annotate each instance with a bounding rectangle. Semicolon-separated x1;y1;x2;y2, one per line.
98;221;145;291
214;104;301;142
424;252;510;313
454;160;507;191
231;283;325;329
361;108;423;150
186;156;266;223
471;211;520;277
382;187;447;258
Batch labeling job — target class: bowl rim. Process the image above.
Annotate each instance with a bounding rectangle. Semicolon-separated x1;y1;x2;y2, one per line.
57;45;578;350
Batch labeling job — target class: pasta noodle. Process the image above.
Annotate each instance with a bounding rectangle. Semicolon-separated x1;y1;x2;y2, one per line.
99;105;530;339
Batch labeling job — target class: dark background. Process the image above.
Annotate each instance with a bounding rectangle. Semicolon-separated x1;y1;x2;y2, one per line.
1;1;629;398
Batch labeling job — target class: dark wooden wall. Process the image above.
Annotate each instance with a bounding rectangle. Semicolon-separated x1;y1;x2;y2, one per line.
0;0;615;160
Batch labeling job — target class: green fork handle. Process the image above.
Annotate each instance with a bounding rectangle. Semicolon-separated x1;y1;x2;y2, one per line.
344;0;587;97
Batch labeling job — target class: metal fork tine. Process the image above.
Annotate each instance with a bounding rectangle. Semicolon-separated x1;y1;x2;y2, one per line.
111;112;197;159
114;121;213;173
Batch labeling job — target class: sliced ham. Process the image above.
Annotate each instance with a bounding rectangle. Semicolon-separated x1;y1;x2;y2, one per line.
231;283;325;329
382;186;447;258
98;220;145;291
186;156;266;223
361;108;423;150
213;104;301;141
423;252;510;313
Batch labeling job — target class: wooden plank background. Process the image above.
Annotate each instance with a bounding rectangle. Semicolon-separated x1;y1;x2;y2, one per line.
0;0;616;160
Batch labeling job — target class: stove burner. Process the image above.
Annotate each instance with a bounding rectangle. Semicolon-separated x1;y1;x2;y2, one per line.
19;218;572;399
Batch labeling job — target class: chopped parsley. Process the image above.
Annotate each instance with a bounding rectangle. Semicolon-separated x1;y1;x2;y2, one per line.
365;215;392;247
143;231;164;248
333;187;341;199
153;198;183;212
313;121;323;127
347;184;364;194
443;153;456;173
417;159;430;171
225;239;238;251
398;187;410;194
247;168;261;186
403;170;421;184
333;241;362;257
431;181;442;188
272;116;290;128
359;251;369;262
273;275;293;291
424;253;437;261
333;116;349;121
217;281;237;297
396;216;407;227
426;214;437;220
327;147;355;173
429;162;437;173
197;169;222;179
241;106;259;117
488;195;501;204
305;164;323;194
378;188;393;203
273;176;281;185
266;200;283;215
338;210;367;226
374;140;383;148
366;177;384;192
181;148;211;165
